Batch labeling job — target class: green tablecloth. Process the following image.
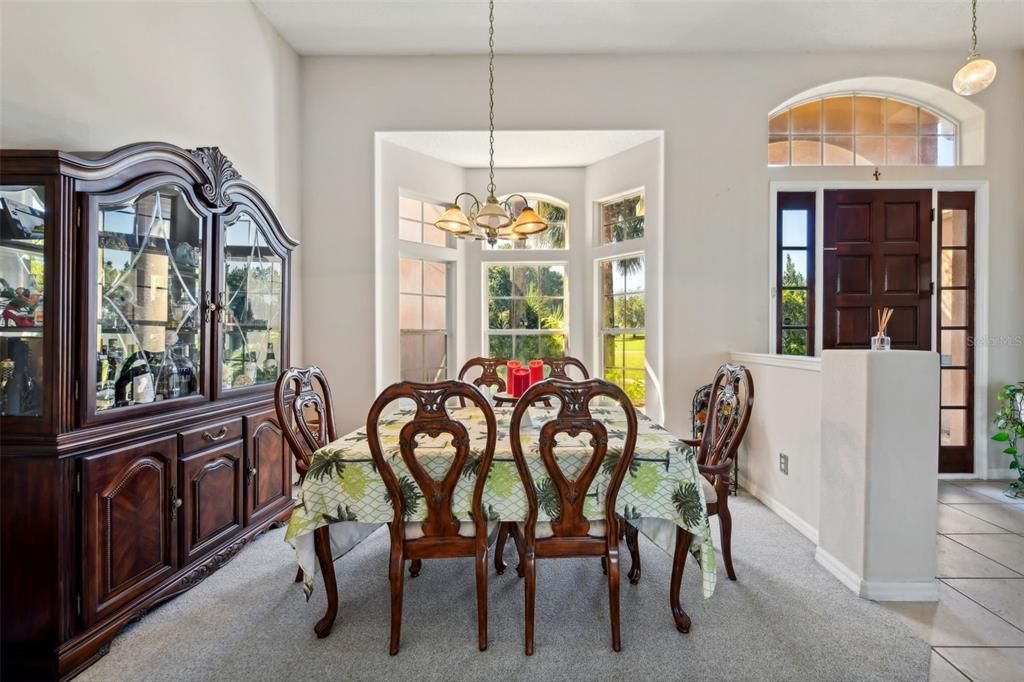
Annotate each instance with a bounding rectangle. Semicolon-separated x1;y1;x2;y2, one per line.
286;404;716;600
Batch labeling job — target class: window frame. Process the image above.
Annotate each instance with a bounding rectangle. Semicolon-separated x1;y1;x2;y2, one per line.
481;261;569;361
399;257;451;383
768;93;959;168
596;252;647;407
597;189;645;246
775;192;816;357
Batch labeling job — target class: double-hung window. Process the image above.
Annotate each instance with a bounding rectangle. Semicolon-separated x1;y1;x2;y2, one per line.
485;263;567;362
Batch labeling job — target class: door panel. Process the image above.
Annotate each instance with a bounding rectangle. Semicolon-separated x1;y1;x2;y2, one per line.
244;409;291;524
823;189;932;350
179;441;243;565
81;435;177;625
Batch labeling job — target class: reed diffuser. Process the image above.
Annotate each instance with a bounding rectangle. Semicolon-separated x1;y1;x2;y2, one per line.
872;307;893;350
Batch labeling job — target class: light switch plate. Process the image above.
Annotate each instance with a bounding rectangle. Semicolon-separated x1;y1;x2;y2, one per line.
779;452;789;475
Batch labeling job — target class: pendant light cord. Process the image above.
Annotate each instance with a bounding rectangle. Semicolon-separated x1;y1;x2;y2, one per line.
487;0;496;197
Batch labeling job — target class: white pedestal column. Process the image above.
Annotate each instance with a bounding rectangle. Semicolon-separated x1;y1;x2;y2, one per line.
815;349;939;602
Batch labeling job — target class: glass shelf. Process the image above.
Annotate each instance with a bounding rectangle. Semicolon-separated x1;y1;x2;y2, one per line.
1;185;46;417
95;185;204;412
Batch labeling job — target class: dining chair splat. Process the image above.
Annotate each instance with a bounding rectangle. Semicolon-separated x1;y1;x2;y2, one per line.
508;378;638;654
367;380;499;655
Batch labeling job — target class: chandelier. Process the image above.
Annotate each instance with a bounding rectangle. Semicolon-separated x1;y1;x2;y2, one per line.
434;0;548;246
952;0;997;96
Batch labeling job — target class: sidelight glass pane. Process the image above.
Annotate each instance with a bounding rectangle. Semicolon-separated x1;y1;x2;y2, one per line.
782;329;808;356
940;409;967;446
940;289;967;327
781;289;808;326
781;210;808;247
941;249;968;287
941;209;968;246
0;184;46;417
941;369;968;407
781;250;808;283
940;329;968;367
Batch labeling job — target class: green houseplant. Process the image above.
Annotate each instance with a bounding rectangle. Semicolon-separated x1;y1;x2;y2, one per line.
993;382;1024;498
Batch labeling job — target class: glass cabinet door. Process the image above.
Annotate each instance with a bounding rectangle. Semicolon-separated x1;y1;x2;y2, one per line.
95;185;205;412
219;212;282;392
0;185;46;417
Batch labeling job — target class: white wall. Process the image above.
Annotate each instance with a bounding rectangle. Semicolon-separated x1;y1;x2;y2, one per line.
373;140;465;401
0;0;305;361
585;138;664;422
302;51;1024;470
731;352;822;541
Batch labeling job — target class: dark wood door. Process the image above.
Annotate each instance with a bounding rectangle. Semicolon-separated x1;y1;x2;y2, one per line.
243;409;291;525
179;441;244;565
823;190;932;350
81;435;177;625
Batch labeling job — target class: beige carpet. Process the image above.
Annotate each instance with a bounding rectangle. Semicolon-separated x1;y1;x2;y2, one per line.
78;495;930;681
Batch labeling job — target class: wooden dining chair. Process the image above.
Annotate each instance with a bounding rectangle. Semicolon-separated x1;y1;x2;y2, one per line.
367;380;498;655
541;355;590;380
623;363;754;585
508;378;638;654
457;356;509;406
274;366;340;597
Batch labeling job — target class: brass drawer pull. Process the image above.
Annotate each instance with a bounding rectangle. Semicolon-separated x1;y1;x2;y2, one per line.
202;426;229;442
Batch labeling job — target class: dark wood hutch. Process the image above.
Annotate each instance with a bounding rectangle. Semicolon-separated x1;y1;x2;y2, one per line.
0;142;298;679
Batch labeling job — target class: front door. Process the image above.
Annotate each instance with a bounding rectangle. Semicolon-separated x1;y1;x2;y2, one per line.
823;189;932;350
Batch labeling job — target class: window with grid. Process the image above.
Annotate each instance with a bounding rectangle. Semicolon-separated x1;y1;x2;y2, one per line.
776;192;815;356
485;263;567;363
483;195;568;250
399;257;449;382
600;192;645;244
399;195;449;246
599;256;645;407
768;95;957;167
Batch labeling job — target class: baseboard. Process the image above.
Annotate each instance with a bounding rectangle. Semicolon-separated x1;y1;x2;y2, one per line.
814;546;862;594
860;580;938;602
986;468;1015;480
740;480;819;544
815;547;938;602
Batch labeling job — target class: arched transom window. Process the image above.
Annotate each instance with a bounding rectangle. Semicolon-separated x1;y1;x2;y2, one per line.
769;95;957;167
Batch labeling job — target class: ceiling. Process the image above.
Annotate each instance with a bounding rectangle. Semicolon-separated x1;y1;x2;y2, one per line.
379;130;662;167
253;0;1024;56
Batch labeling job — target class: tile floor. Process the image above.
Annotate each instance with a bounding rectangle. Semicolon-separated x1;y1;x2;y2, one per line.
879;479;1024;681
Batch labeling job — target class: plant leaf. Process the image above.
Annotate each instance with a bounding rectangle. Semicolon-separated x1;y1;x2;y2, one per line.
993;432;1011;442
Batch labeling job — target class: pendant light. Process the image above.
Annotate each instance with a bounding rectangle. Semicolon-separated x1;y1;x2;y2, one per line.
434;0;549;246
952;0;997;96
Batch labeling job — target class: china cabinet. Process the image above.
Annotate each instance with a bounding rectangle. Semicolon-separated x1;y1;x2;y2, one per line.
0;143;298;680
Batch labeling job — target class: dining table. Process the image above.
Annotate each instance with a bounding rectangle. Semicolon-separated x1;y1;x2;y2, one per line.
285;401;717;637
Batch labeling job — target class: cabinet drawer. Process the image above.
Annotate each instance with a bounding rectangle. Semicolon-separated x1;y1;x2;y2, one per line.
179;418;243;455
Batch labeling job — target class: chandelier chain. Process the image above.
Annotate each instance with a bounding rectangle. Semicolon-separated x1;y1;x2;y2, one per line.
970;0;978;57
487;0;496;196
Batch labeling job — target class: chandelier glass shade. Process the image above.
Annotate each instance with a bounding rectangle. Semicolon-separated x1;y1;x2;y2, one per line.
433;0;549;247
952;0;997;96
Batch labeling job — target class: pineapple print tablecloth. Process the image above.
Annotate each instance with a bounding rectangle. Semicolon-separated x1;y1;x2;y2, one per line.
286;405;716;600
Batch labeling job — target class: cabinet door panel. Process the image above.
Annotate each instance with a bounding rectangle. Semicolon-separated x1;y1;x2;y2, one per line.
180;442;243;565
82;435;176;625
244;409;291;524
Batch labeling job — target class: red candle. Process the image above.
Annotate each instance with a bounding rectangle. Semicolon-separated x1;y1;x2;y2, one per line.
528;360;544;385
512;368;530;397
